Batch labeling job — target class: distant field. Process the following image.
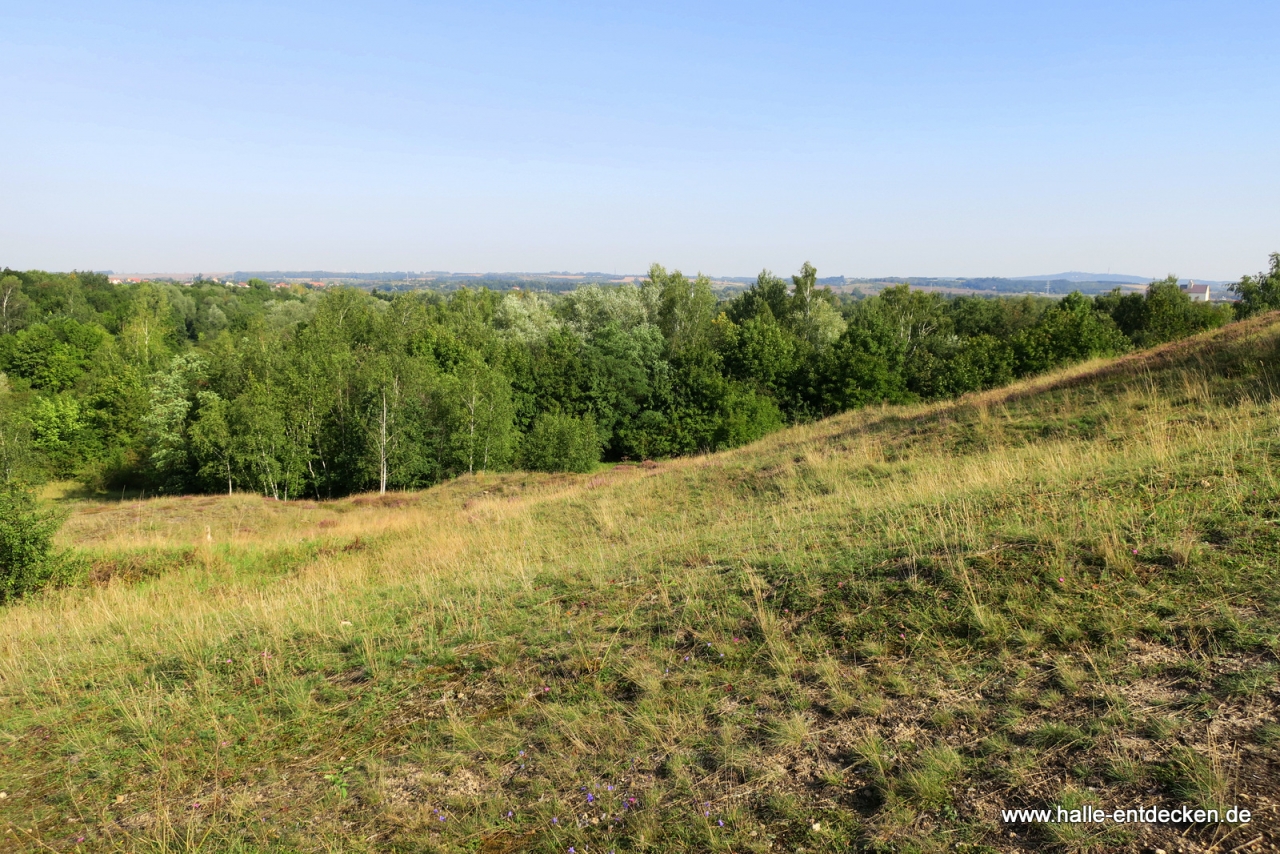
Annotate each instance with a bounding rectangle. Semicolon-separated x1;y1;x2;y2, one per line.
3;315;1280;853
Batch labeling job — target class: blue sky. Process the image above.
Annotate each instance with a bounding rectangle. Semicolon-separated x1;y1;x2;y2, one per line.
2;1;1277;279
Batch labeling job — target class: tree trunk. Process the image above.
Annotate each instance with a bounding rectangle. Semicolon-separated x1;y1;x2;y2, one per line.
465;387;478;475
0;284;11;335
379;387;388;494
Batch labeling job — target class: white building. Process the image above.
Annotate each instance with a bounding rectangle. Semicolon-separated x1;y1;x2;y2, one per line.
1180;281;1210;302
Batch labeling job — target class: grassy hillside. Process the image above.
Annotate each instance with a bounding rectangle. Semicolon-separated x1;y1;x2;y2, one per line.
3;315;1280;853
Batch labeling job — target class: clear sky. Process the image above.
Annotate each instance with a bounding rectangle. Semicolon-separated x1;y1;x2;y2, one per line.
2;1;1277;280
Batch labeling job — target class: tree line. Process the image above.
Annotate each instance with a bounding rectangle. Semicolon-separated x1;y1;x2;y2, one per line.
1;255;1275;503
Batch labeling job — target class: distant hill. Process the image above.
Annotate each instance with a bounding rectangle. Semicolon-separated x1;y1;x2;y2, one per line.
1013;271;1151;284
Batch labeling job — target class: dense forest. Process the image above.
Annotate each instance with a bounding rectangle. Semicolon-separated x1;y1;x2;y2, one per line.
0;256;1273;501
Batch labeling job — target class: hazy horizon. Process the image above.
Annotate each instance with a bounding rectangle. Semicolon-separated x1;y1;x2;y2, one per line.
3;1;1278;280
64;268;1234;286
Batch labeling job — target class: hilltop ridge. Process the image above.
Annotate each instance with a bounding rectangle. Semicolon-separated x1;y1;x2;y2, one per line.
1014;272;1150;284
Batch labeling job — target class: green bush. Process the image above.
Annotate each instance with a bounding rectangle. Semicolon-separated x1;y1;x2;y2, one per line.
1097;278;1233;347
1230;252;1280;318
715;385;783;448
0;484;70;602
521;412;602;473
1012;292;1130;376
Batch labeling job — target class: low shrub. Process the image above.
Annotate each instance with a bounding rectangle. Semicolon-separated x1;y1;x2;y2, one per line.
521;412;602;473
0;484;72;602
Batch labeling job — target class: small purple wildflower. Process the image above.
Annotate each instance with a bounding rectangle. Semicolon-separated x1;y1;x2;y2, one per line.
587;793;595;803
718;819;724;826
552;817;558;824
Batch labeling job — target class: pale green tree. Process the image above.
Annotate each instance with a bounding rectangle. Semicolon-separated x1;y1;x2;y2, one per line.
190;391;237;495
142;353;207;491
652;264;716;355
1229;253;1280;318
0;276;28;335
494;291;563;344
28;395;85;478
119;283;173;373
444;354;516;475
230;379;309;500
791;261;819;325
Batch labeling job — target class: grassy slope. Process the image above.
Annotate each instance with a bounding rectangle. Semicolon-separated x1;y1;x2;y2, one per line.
3;316;1280;854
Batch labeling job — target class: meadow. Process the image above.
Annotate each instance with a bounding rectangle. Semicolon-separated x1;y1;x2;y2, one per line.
2;313;1279;853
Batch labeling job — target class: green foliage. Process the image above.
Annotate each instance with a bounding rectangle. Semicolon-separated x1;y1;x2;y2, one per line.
0;390;43;485
443;354;518;475
0;274;29;335
653;263;717;355
810;305;913;413
1012;292;1129;374
907;333;1015;398
727;269;792;325
7;313;1280;850
1229;253;1280;318
521;411;602;472
0;256;1266;498
143;352;207;491
0;318;107;391
948;293;1050;338
718;313;799;399
190;390;235;493
716;384;783;447
1097;276;1232;346
28;394;88;478
0;483;68;602
119;282;175;373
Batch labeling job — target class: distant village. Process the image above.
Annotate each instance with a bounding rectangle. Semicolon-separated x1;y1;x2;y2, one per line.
108;275;322;289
